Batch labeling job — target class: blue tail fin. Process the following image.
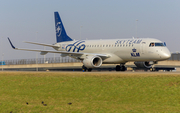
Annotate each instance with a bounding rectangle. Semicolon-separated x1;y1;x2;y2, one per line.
54;12;73;42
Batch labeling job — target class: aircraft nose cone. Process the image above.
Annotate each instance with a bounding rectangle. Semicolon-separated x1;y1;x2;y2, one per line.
164;52;171;59
161;49;171;60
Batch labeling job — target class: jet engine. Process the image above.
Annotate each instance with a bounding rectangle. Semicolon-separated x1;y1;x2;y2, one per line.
83;56;102;68
134;61;153;69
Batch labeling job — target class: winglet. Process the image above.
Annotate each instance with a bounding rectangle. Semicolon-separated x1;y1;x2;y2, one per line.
7;37;16;49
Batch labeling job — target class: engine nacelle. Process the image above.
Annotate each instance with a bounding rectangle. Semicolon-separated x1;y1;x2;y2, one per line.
134;61;153;69
83;56;102;68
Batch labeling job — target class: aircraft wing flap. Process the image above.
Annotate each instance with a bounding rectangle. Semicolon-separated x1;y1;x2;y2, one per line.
12;48;109;57
11;48;109;58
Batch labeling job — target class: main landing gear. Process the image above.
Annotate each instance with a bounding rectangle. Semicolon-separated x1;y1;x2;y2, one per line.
82;65;92;72
82;64;126;72
116;64;126;71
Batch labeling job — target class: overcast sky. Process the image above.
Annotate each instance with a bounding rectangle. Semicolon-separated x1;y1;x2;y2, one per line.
1;0;180;60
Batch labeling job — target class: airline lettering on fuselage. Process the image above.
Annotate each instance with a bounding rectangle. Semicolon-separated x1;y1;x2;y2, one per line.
131;48;140;57
115;39;142;45
131;53;140;57
66;41;85;52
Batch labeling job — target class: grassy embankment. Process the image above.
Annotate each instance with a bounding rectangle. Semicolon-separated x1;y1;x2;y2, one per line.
0;72;180;112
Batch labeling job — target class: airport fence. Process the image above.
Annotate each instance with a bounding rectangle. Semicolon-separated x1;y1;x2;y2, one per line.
4;56;81;65
2;53;180;65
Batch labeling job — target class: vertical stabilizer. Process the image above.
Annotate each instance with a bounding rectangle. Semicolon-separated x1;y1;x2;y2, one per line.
54;12;73;42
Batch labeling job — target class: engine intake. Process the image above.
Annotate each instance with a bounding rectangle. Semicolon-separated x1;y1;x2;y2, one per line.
83;56;102;68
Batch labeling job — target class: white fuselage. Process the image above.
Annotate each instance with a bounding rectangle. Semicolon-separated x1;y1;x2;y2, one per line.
54;38;171;64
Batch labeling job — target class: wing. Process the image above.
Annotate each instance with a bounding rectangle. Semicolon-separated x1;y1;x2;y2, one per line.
8;38;110;58
24;41;59;48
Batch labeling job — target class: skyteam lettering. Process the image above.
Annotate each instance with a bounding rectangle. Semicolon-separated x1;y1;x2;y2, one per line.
66;41;85;52
115;39;142;45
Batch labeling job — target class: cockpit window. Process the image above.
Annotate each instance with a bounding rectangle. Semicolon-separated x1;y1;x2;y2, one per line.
149;43;155;47
149;42;166;47
155;43;165;46
164;42;166;46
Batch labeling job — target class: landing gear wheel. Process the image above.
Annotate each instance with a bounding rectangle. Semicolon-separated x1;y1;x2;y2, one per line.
116;65;121;71
88;68;92;72
150;67;155;72
116;64;126;71
121;66;126;71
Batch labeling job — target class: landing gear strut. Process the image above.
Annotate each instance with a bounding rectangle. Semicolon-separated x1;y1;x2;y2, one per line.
116;64;126;71
82;65;87;71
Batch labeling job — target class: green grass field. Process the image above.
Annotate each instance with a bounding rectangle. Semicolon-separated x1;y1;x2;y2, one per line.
0;72;180;112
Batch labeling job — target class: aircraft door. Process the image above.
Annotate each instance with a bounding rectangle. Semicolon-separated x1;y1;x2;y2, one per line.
140;42;146;54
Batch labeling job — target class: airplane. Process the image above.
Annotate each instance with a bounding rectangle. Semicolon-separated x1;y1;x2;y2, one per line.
8;12;171;71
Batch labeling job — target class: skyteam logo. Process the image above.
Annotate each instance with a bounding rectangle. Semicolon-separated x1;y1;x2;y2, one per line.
56;22;62;37
66;41;86;52
131;48;140;57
